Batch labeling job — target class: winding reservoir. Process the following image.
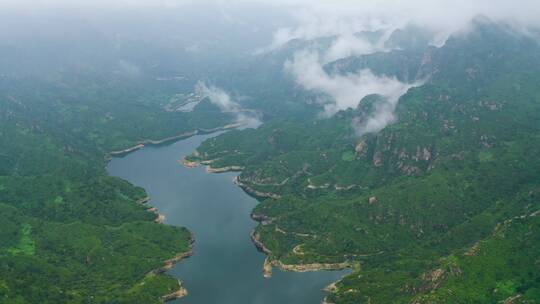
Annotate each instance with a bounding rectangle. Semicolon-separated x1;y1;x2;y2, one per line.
107;133;347;304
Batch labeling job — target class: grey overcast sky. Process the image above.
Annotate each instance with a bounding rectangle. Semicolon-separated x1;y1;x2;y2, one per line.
4;0;539;45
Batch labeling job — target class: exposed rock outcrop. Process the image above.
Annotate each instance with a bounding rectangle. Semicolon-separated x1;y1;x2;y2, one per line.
206;165;244;173
251;230;272;255
373;151;383;167
181;159;199;168
251;213;273;225
234;176;281;199
110;144;145;156
155;214;166;224
355;140;367;155
161;280;188;302
108;122;243;159
273;260;352;273
136;196;151;204
151;249;194;275
263;257;273;278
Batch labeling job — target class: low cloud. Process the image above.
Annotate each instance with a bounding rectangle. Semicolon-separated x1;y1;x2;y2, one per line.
269;1;540;138
351;96;404;137
277;0;540;136
196;81;261;128
265;0;540;51
323;34;379;63
285;50;419;135
116;60;142;78
285;51;414;111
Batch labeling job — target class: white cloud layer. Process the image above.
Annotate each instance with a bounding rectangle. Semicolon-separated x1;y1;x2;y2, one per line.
285;51;413;115
6;0;538;48
276;0;539;136
323;33;384;63
262;0;540;49
196;82;261;128
284;50;418;133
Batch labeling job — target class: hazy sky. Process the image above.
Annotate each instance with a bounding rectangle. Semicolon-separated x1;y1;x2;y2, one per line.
5;0;538;51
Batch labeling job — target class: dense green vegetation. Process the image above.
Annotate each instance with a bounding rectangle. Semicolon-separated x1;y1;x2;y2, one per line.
187;21;540;303
1;13;539;303
0;72;233;302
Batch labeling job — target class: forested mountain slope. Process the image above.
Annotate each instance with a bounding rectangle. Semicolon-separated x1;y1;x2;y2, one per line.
186;22;540;303
1;10;539;303
0;73;234;302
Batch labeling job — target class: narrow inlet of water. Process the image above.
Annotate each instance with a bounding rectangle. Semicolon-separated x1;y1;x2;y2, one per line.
107;133;347;304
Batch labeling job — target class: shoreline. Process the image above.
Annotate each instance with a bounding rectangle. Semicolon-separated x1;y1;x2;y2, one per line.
233;176;281;200
135;196;194;301
206;165;244;173
251;229;353;278
106;122;244;160
136;196;167;224
161;280;188;302
181;158;281;200
154;252;193;302
105;124;242;302
114;126;347;302
150;244;195;276
150;235;195;302
180;157;245;173
184;151;352;299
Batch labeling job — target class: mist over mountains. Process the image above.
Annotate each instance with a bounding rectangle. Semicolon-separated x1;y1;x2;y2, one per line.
1;1;539;303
